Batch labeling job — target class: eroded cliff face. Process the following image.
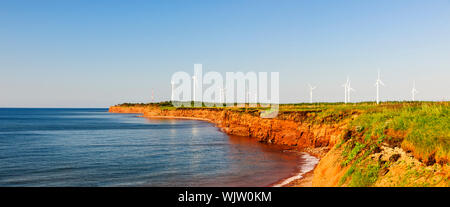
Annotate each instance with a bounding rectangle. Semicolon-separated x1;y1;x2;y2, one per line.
109;106;348;155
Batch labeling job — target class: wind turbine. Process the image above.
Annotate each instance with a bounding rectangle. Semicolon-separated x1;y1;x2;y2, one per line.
308;84;316;104
221;87;226;104
152;89;154;102
342;76;349;104
411;80;419;101
219;87;224;104
375;70;385;104
170;81;175;101
192;75;196;102
347;80;355;103
246;90;250;104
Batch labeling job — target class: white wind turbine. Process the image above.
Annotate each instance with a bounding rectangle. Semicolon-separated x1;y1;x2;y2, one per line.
170;81;175;101
192;75;196;102
219;87;224;104
375;70;385;104
245;87;257;106
246;90;250;104
152;88;154;102
308;84;316;104
347;80;355;103
342;76;349;104
411;80;419;101
223;87;226;104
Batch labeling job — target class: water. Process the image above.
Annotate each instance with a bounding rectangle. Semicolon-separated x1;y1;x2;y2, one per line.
0;108;314;187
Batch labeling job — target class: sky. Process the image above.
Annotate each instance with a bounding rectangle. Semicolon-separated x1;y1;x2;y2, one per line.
1;0;449;107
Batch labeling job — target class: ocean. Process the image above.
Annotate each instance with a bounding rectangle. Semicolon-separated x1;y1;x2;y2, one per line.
0;108;316;186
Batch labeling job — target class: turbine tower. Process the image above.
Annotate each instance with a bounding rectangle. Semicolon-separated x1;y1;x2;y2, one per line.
342;76;349;104
170;81;175;101
411;80;419;101
192;75;196;102
219;87;224;104
152;89;154;102
308;84;316;104
246;89;250;104
375;70;385;104
347;81;355;103
221;87;226;104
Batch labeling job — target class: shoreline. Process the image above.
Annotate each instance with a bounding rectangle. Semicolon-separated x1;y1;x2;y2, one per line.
271;151;319;187
140;114;320;187
280;171;315;187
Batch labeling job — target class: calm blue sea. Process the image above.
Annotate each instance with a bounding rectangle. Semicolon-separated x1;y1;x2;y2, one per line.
0;108;312;187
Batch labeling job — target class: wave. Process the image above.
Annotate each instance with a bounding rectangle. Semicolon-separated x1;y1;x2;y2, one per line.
272;152;319;187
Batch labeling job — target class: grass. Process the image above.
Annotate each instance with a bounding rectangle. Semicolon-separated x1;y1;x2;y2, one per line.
349;162;381;187
341;142;366;166
335;102;449;186
347;102;449;164
395;104;450;164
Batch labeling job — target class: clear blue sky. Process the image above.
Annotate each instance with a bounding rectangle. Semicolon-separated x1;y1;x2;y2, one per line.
1;0;449;107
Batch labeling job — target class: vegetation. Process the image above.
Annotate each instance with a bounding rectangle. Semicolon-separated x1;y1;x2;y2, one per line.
346;102;449;164
334;102;449;186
